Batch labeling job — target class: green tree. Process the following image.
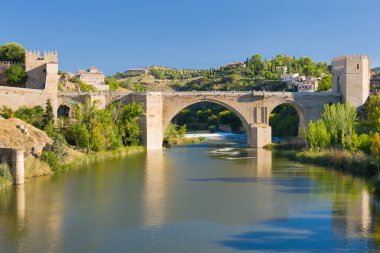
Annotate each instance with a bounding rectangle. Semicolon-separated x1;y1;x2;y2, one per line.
318;74;332;91
371;132;380;174
6;65;27;84
14;105;45;129
0;43;25;62
302;119;331;150
115;102;143;146
320;103;357;145
364;94;380;132
42;99;54;130
106;78;120;91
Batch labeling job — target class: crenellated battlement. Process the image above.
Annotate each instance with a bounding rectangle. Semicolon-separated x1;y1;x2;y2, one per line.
332;54;370;62
25;50;58;64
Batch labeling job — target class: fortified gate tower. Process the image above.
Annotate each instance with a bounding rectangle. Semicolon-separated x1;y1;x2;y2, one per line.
332;55;371;108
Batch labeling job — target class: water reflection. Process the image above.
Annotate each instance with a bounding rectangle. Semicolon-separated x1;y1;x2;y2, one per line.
143;150;168;227
256;148;272;177
0;142;380;252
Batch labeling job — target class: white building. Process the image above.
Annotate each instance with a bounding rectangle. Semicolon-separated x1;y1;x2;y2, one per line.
297;76;319;92
281;73;299;84
77;66;105;85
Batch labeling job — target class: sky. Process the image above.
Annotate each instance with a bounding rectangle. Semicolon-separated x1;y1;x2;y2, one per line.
1;0;379;75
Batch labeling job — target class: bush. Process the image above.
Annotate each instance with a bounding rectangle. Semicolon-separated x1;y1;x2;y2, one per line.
6;65;27;84
0;43;25;62
0;106;13;119
41;151;61;172
302;119;331;150
208;125;217;132
15;105;45;129
106;78;120;91
0;163;12;186
79;82;97;92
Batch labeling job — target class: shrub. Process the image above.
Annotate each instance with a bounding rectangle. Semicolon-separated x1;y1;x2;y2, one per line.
302;119;331;150
0;43;25;62
0;106;13;119
41;151;60;172
208;125;217;132
6;65;27;84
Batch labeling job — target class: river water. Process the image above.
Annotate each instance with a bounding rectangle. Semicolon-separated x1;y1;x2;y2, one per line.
0;133;379;252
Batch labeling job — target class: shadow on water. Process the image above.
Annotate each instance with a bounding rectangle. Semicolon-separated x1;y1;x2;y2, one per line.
217;214;363;252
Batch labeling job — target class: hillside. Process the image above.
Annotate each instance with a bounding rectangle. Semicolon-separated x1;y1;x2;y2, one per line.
0;118;52;155
111;55;330;92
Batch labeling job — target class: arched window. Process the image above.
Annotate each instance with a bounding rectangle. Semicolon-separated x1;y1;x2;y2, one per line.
337;76;340;93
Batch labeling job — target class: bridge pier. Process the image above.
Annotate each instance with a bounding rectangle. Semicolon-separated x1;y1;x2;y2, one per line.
248;125;272;148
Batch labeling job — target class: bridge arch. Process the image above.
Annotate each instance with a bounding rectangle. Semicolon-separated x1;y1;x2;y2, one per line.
268;100;306;137
162;98;250;139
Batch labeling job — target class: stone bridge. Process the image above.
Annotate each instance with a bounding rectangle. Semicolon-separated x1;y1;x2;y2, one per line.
58;91;342;149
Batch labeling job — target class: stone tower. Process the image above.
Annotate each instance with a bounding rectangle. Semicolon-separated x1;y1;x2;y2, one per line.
331;55;371;108
25;50;58;90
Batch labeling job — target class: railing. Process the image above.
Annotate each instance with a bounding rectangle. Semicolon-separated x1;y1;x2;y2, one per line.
59;90;342;97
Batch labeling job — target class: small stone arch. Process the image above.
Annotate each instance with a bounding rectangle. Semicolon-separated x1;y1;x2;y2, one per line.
57;104;71;118
162;98;250;143
268;100;306;137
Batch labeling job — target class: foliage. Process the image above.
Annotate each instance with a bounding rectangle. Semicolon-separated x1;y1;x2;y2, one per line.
70;76;97;92
41;135;69;172
42;99;54;130
15;105;45;129
269;104;299;137
371;133;380;174
41;151;61;172
320;103;357;145
134;83;145;92
0;43;25;62
6;65;27;84
0;106;13;119
43;135;68;160
318;74;332;91
0;163;12;187
106;78;120;91
302;119;331;150
364;94;380;132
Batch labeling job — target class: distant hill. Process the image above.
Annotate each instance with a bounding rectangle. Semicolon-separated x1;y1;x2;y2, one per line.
109;55;330;92
372;67;380;74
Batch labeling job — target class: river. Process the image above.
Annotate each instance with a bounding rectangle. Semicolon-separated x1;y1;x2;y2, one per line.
0;133;379;252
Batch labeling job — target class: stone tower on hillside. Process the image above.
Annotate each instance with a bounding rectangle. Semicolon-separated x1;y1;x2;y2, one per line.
331;55;371;108
25;50;58;91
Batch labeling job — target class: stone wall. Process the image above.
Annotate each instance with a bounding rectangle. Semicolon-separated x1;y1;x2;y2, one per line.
0;86;57;116
0;148;24;185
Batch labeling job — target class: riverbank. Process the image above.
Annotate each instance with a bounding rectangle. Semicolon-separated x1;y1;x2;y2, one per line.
0;146;145;189
273;149;373;175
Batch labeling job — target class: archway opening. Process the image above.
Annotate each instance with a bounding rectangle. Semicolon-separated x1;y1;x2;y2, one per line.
57;105;70;118
269;103;300;143
164;101;247;146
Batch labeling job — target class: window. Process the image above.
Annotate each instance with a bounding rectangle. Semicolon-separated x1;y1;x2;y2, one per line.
357;64;360;70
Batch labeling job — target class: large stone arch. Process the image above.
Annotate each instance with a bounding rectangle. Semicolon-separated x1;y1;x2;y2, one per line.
267;99;306;137
162;98;251;138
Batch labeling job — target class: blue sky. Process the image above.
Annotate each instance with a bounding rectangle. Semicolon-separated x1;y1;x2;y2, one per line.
1;0;379;75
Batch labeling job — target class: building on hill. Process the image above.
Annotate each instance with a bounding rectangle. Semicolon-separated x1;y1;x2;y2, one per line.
224;62;246;69
77;67;105;85
297;76;319;92
127;68;150;75
281;73;299;84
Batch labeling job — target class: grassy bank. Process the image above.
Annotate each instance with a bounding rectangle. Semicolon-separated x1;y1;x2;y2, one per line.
0;146;145;189
274;149;374;176
164;136;205;147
